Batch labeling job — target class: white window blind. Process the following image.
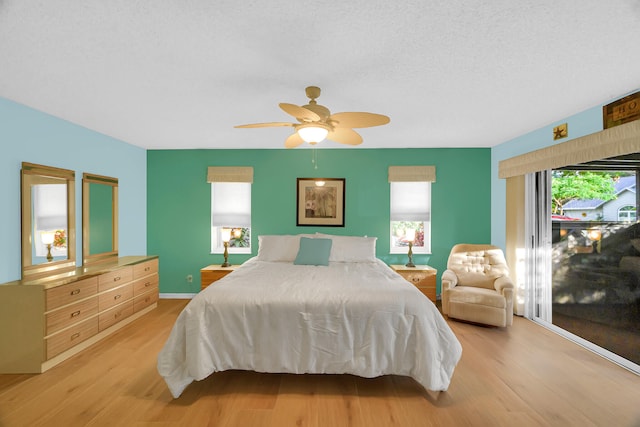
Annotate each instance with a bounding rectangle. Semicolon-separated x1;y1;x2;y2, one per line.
390;182;431;221
33;184;67;229
211;182;251;227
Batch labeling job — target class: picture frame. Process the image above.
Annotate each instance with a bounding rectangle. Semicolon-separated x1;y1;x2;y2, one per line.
296;178;345;227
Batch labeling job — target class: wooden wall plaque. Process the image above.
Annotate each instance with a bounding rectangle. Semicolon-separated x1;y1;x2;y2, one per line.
603;91;640;129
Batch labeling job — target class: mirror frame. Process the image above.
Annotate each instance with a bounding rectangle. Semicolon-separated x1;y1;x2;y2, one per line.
82;173;118;266
21;162;76;281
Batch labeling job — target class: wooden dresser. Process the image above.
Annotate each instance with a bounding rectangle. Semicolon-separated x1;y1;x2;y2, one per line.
390;264;437;303
0;256;159;373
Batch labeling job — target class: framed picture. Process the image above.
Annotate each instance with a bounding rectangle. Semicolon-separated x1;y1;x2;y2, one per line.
296;178;345;227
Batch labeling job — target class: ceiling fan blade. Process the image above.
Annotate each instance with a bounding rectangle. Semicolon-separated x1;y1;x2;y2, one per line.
279;103;321;122
285;132;304;148
329;112;390;128
327;128;363;145
234;122;295;128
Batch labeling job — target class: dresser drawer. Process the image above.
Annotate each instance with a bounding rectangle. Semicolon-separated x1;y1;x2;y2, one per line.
98;267;133;292
98;283;133;311
133;259;158;279
46;317;99;360
46;297;99;336
132;274;159;296
133;291;158;313
45;277;98;311
99;300;134;331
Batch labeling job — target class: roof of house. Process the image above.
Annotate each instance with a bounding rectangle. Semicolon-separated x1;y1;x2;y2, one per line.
563;175;636;210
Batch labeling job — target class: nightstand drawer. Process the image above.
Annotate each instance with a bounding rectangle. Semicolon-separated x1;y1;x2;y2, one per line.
390;264;437;303
200;265;238;290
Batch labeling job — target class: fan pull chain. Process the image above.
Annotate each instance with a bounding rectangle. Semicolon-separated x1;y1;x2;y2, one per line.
312;148;318;169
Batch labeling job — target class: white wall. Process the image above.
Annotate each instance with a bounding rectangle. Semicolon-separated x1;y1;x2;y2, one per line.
0;98;148;283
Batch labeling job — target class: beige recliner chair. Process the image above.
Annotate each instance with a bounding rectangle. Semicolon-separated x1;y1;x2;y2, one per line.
441;244;514;327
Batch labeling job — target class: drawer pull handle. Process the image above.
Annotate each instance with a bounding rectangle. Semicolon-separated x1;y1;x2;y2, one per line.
114;312;121;319
145;282;151;287
114;294;121;300
113;276;121;282
71;333;80;340
144;267;150;271
70;310;81;318
412;277;420;283
145;297;150;303
70;289;81;296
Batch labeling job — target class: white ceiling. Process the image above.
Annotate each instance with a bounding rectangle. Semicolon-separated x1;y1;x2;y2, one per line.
1;0;639;150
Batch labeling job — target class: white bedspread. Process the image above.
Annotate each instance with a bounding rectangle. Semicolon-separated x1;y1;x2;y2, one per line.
157;258;462;398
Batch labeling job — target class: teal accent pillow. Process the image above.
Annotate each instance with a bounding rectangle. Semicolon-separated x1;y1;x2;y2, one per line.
294;237;332;266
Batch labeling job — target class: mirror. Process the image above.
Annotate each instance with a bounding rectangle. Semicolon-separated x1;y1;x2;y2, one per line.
21;162;76;281
82;173;118;266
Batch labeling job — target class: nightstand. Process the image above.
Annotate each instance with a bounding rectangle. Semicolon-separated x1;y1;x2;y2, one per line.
390;264;437;303
200;265;239;290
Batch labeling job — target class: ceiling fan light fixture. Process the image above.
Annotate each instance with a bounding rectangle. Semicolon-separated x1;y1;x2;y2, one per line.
297;123;330;144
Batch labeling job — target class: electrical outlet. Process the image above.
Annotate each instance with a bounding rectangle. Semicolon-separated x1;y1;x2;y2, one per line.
186;274;193;283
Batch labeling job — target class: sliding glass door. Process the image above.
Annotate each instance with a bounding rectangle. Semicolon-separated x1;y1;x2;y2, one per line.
527;161;640;373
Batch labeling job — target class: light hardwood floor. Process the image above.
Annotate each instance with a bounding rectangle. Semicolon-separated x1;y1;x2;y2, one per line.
1;299;639;427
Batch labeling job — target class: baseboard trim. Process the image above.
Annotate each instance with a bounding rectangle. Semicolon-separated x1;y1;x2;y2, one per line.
160;293;197;299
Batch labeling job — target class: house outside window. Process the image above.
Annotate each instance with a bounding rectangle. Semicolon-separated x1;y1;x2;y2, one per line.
208;167;253;254
388;166;434;254
618;205;636;222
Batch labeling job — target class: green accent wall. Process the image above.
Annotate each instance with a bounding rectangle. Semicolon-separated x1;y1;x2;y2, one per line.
147;148;491;295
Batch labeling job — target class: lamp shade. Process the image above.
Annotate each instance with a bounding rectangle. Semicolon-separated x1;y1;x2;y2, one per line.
405;228;416;243
221;228;232;242
41;231;55;245
297;123;329;143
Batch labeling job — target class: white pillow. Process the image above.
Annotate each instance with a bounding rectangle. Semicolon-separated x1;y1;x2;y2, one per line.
257;235;302;262
315;233;377;262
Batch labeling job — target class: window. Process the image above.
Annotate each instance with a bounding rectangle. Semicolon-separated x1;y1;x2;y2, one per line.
208;167;253;254
618;205;636;222
388;166;434;254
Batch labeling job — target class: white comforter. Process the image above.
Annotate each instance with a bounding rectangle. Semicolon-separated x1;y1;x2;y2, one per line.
157;258;462;398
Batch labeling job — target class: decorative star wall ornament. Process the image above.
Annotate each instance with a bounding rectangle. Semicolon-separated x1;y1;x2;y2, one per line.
553;123;568;140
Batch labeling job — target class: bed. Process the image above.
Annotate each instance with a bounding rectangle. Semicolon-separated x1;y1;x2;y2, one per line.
157;234;462;398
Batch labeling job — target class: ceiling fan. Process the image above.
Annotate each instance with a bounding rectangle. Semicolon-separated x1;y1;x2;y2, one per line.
235;86;390;148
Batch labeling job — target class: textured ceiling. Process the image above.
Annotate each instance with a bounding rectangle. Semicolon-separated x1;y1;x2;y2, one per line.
1;0;639;150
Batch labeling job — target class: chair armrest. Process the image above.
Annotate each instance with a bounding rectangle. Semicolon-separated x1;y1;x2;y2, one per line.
495;276;515;326
441;269;458;289
441;269;458;316
494;275;514;293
